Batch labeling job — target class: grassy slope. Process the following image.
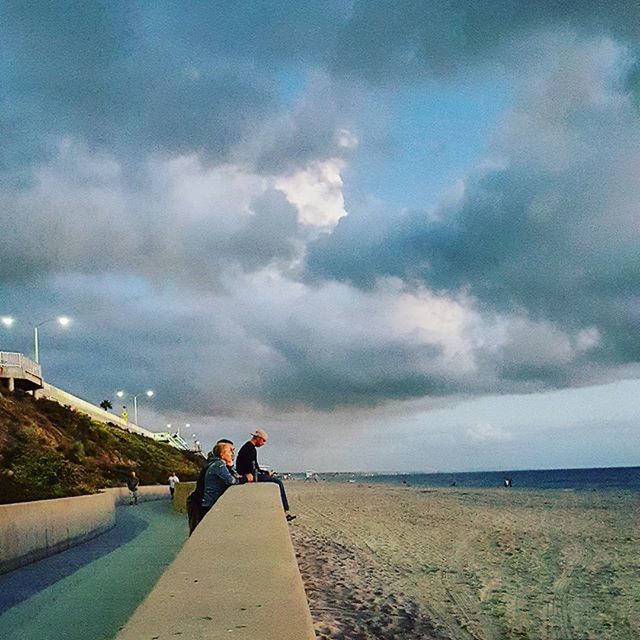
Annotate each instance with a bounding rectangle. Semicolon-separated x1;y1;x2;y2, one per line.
0;390;203;504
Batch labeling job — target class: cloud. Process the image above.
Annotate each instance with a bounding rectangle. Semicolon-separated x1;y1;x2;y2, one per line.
0;142;353;286
331;1;640;82
2;2;640;433
306;35;640;385
276;159;348;229
0;2;352;176
466;422;513;443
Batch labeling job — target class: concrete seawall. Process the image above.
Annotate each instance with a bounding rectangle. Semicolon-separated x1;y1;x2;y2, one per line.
172;480;196;513
0;486;170;575
117;483;317;639
0;492;115;575
104;485;172;506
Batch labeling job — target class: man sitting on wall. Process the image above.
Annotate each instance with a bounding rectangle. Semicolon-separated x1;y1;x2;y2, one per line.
236;430;296;522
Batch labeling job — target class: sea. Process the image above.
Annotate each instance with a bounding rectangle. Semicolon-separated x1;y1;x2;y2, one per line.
311;466;640;491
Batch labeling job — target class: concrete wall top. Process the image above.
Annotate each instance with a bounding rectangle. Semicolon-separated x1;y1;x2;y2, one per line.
116;483;316;640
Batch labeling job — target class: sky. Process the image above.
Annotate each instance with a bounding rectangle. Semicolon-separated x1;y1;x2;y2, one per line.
1;1;639;472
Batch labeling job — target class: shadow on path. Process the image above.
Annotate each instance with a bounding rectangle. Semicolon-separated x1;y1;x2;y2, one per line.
0;506;149;615
0;500;188;640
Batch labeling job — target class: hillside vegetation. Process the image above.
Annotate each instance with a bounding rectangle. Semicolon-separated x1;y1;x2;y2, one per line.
0;390;202;504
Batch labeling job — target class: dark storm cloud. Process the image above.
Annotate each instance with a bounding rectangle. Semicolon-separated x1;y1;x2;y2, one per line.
307;36;640;373
228;190;300;270
0;1;281;170
257;336;445;411
3;1;640;419
332;0;640;81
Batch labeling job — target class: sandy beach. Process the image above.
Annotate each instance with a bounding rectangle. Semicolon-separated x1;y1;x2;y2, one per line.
288;482;640;640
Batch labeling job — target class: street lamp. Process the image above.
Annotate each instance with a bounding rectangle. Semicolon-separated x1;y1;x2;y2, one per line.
1;316;70;363
33;316;71;363
116;389;154;425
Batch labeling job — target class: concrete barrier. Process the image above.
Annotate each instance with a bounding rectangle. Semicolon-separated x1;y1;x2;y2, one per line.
0;492;115;575
116;483;316;640
172;481;196;513
104;485;172;506
0;485;171;575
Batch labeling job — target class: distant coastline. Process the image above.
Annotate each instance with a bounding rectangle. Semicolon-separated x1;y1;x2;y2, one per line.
296;465;640;491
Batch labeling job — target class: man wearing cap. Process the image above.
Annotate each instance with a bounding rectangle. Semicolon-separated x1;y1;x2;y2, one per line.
236;430;296;522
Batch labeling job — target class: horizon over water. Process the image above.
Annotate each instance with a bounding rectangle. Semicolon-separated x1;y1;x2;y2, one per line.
314;466;640;491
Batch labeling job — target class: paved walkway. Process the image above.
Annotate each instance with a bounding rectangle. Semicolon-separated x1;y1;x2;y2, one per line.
0;500;188;640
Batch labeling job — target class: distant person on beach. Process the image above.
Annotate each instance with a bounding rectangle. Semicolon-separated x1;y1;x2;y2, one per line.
201;442;247;517
236;430;296;522
504;477;513;488
168;471;180;499
127;471;139;505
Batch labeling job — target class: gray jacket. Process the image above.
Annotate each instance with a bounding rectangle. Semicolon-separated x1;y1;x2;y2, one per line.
201;458;239;508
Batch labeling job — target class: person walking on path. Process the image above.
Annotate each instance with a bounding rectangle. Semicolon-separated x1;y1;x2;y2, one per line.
127;471;139;505
121;406;129;423
168;471;180;499
236;430;296;521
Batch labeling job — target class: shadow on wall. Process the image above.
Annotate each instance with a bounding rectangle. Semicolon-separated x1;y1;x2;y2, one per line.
0;507;149;615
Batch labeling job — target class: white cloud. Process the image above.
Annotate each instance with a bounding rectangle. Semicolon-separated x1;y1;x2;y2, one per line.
275;158;348;229
466;422;513;443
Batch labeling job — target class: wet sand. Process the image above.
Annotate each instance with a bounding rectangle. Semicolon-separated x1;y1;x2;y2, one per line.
288;482;640;640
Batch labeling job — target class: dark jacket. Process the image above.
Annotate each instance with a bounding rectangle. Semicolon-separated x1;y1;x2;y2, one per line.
236;440;263;476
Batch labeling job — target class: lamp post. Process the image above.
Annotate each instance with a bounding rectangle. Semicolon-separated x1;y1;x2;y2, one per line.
1;316;70;363
116;389;154;425
33;317;71;363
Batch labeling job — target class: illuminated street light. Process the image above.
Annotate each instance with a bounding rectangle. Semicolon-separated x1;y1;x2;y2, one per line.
1;315;71;363
34;316;72;363
116;389;155;425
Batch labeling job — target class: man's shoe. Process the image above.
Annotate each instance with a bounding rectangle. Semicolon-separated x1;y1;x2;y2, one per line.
286;514;297;522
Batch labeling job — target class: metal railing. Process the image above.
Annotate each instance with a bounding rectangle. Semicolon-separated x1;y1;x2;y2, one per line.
0;351;42;379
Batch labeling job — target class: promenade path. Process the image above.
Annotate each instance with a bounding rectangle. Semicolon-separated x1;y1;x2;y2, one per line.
0;500;187;640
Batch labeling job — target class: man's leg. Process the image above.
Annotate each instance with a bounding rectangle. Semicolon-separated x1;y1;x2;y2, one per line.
257;474;290;512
